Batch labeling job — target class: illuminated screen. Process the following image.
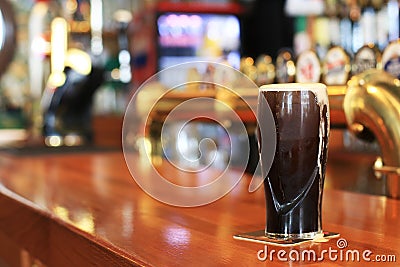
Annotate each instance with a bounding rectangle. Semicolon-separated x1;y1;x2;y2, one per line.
157;12;241;71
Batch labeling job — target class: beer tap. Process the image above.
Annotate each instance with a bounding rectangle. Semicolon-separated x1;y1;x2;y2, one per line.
41;14;104;147
344;69;400;198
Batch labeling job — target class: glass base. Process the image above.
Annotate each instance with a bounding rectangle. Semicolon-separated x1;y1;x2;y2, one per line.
265;230;322;240
233;230;340;247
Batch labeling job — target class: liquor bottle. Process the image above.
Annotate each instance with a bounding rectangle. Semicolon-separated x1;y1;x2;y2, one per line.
338;0;353;54
360;6;377;47
387;0;399;43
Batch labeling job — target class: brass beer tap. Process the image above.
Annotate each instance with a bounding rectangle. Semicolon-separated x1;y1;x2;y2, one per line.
344;69;400;198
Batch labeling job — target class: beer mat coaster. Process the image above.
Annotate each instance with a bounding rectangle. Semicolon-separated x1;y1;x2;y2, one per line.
233;230;340;247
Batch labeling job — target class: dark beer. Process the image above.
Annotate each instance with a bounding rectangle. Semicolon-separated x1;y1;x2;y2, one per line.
257;84;329;239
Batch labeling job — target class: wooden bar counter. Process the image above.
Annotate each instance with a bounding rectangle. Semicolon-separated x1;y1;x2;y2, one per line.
0;150;399;266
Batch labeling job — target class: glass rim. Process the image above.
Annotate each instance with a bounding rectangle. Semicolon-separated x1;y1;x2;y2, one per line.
260;83;327;92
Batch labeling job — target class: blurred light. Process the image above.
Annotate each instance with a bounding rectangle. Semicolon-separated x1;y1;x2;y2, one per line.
29;1;52;99
65;48;92;75
45;135;63;147
51;17;67;67
64;134;84;146
158;14;203;37
74;211;95;234
244;57;254;66
53;206;70;220
388;0;399;41
166;14;203;28
314;17;330;47
170;25;183;37
113;9;132;24
207;20;220;41
283;51;291;60
164;226;191;246
66;0;78;14
227;17;240;38
121;204;133;238
50;17;68;86
351;123;365;133
349;6;361;21
54;205;95;234
136;137;152;158
119;50;131;65
31;36;50;56
180;14;189;25
166;14;179;27
90;0;103;32
90;0;103;55
119;49;131;83
47;72;66;87
91;36;103;55
287;61;296;76
285;0;324;16
352;22;363;53
367;86;379;94
0;129;27;145
190;15;202;28
0;10;5;50
120;66;131;83
111;68;120;80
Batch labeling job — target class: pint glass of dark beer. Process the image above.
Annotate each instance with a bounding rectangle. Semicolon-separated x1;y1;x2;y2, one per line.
257;83;330;240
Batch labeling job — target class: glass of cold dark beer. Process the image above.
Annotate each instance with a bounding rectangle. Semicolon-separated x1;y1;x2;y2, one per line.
257;83;330;240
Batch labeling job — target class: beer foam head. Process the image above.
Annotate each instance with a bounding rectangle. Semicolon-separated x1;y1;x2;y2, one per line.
260;83;328;105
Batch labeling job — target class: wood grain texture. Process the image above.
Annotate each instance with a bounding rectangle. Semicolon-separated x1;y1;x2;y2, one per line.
0;151;398;266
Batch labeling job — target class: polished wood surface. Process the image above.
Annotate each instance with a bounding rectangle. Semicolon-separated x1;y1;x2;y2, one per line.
0;151;399;266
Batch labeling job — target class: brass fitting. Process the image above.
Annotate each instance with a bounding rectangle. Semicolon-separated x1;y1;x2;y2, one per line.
344;69;400;198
